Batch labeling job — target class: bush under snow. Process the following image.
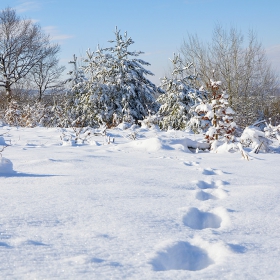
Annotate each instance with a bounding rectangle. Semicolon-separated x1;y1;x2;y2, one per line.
240;126;273;153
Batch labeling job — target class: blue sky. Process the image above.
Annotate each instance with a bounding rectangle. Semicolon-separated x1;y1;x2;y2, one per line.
1;0;280;84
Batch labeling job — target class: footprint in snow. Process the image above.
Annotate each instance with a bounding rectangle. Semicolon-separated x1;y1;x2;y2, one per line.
200;168;224;175
149;241;213;271
25;240;49;246
0;242;12;248
184;161;200;167
183;207;222;230
227;243;247;254
90;257;122;268
195;190;217;201
195;185;228;200
195;180;226;189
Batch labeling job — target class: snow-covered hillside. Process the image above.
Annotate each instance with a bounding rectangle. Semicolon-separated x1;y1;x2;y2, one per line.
0;125;280;279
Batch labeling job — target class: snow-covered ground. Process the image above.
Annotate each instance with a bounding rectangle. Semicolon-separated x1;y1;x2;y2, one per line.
0;125;280;279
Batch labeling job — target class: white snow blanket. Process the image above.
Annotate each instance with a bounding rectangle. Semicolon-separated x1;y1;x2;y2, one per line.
0;125;279;279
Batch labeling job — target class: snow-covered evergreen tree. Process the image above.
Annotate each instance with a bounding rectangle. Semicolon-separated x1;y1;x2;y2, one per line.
157;54;206;130
78;27;159;127
58;54;99;128
67;54;87;87
197;79;237;143
188;99;212;133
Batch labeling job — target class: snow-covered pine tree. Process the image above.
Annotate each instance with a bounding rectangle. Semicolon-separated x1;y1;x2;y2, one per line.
69;28;159;127
80;47;119;126
57;54;99;128
157;53;205;130
104;27;158;122
67;54;87;87
203;79;237;143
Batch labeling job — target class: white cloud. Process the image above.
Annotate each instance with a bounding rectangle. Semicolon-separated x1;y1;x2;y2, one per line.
266;45;280;57
15;1;40;13
43;26;74;43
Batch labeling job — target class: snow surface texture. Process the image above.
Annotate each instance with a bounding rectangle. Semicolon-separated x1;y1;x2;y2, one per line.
0;126;280;279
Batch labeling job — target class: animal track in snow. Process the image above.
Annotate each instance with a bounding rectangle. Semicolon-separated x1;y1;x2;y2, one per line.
183;207;222;230
149;241;213;271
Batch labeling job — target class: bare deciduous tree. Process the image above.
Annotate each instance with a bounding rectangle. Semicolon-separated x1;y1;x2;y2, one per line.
180;25;279;127
0;7;55;102
30;44;65;101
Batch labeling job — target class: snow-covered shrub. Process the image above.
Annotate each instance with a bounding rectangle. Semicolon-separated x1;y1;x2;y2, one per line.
4;100;53;127
60;125;109;146
157;54;206;131
138;110;160;129
240;126;272;153
3;100;21;126
264;122;280;143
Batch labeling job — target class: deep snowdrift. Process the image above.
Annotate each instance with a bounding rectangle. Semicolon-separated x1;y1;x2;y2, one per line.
0;125;279;279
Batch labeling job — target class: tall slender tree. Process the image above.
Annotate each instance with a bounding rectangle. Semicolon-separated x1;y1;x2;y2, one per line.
30;44;65;102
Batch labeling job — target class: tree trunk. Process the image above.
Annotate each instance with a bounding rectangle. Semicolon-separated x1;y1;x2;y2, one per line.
38;87;42;102
5;81;12;102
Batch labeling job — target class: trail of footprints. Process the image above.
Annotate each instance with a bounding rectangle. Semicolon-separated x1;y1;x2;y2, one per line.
150;160;231;272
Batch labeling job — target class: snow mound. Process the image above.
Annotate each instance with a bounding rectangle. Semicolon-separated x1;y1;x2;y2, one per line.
168;138;210;151
117;122;131;130
128;136;210;153
0;157;14;174
240;126;272;152
213;141;237;153
128;137;163;152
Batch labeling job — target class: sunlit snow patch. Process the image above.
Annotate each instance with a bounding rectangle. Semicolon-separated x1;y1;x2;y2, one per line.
128;137;164;152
